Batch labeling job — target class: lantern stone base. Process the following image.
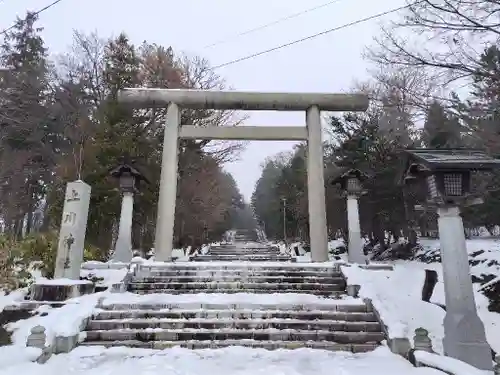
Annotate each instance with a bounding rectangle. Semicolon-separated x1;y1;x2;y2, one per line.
30;279;94;301
443;310;493;371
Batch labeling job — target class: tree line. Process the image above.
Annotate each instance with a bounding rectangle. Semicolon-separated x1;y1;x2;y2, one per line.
252;0;500;253
0;13;255;260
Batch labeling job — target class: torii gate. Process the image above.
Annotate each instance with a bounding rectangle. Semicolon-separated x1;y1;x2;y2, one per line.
117;89;369;262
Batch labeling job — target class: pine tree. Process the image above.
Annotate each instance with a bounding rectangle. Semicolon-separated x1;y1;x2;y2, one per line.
0;12;53;236
423;101;463;148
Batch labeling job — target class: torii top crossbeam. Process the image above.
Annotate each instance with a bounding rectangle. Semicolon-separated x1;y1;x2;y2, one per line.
117;88;369;112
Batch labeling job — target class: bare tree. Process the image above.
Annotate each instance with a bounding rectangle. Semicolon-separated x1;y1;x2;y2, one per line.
368;0;500;85
351;65;435;144
138;45;246;163
57;31;107;108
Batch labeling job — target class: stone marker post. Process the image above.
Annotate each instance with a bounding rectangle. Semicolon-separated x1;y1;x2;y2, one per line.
54;180;91;279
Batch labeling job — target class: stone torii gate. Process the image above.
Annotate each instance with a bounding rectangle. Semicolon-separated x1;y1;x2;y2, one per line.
118;89;369;262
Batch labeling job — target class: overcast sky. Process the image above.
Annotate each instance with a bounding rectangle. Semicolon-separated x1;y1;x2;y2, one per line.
1;0;406;201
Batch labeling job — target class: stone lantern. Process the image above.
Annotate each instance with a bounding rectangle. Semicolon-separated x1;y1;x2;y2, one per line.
109;157;149;262
330;168;369;264
402;148;500;371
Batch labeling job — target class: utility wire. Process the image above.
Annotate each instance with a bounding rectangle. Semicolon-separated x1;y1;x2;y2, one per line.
203;0;343;49
212;2;416;70
0;0;65;36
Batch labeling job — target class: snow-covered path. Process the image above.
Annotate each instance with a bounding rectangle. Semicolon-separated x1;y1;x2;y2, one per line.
2;346;442;375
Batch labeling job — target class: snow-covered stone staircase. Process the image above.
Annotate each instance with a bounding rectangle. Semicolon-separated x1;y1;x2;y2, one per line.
192;242;293;262
130;263;345;295
81;262;386;352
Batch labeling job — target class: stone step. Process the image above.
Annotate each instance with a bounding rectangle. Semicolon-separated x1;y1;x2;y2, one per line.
207;250;279;253
191;256;294;262
144;270;343;278
87;318;382;332
135;276;345;284
139;264;339;272
204;255;282;258
203;251;280;258
200;252;284;255
214;249;274;252
79;340;379;352
130;289;345;296
209;246;275;250
93;309;377;321
83;328;385;343
232;247;270;250
208;251;255;254
129;282;345;292
98;303;370;312
203;256;283;259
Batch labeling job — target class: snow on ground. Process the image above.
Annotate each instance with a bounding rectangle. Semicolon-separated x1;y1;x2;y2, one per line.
6;292;103;348
0;345;42;369
80;268;128;286
342;264;446;353
412;237;500;353
342;237;500;355
1;345;443;375
0;289;29;313
102;291;362;307
416;238;500;278
2;238;499;373
34;278;93;285
390;260;500;354
414;351;491;375
0;291;104;369
283;240;348;262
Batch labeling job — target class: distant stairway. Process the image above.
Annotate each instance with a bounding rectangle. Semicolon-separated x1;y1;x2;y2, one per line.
81;263;386;352
192;242;292;262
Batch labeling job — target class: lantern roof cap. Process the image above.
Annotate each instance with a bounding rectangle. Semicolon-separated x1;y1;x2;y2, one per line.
109;155;150;184
329;167;370;185
403;148;500;171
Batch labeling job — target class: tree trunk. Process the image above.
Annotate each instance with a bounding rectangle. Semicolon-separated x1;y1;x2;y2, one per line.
372;216;386;249
402;188;418;246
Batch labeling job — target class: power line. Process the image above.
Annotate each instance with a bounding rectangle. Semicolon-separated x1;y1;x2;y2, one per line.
0;0;65;37
203;0;343;49
212;2;415;70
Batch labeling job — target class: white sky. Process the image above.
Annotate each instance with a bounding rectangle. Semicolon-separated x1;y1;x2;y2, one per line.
0;0;406;201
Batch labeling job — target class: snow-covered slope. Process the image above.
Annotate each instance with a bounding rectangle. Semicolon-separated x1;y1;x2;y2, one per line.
343;237;500;356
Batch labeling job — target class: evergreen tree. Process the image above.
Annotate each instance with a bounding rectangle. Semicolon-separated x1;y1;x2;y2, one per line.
0;12;54;236
423;101;463;148
252;155;290;240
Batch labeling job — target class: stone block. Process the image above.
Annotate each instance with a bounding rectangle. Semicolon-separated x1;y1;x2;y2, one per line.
388;337;412;357
54;334;79;353
110;283;126;293
346;284;361;298
30;280;94;301
36;347;53;364
413;327;433;353
26;325;47;349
